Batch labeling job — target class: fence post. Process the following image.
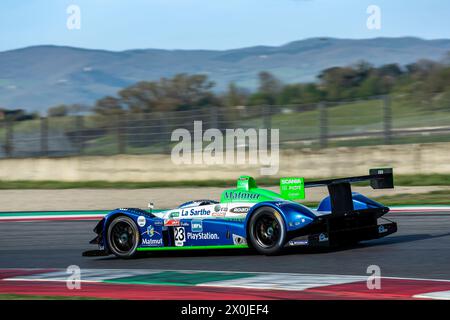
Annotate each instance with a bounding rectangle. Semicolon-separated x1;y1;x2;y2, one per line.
40;117;48;157
319;102;328;148
4;119;13;157
263;105;271;128
210;106;218;130
160;112;171;154
117;114;126;154
75;115;84;154
383;95;392;145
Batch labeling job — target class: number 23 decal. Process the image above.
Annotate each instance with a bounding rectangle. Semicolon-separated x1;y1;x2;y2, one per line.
174;227;185;246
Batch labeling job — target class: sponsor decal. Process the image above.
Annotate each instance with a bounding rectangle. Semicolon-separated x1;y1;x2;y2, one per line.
319;233;329;242
141;225;162;246
187;232;219;240
230;206;251;214
174;227;186;246
137;216;146;227
211;212;225;217
212;204;227;217
181;208;211;217
170;211;180;218
232;234;247;245
191;220;203;232
280;177;305;200
154;219;163;226
141;238;163;246
223;191;260;201
288;239;308;246
141;225;161;238
164;219;180;227
378;225;387;233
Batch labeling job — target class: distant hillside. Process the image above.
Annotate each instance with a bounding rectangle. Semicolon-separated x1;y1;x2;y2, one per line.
1;37;450;112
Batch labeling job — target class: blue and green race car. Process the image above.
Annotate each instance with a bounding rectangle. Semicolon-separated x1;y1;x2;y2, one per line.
84;168;397;258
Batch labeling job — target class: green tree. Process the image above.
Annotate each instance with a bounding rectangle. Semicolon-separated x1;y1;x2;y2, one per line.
116;74;217;113
93;96;124;116
223;82;248;107
47;104;69;117
255;71;282;105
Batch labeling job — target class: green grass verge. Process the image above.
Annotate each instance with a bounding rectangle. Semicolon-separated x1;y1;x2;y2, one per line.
0;294;104;300
1;174;450;189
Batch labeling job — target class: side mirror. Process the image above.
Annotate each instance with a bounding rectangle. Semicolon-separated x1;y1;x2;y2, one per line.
148;202;154;212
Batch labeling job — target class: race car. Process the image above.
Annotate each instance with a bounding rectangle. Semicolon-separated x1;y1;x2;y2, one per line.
83;168;397;258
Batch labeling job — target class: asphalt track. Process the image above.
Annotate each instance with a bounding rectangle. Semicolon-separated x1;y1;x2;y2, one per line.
1;213;450;280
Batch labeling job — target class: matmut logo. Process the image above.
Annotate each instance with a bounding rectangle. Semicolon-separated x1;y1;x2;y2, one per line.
141;225;160;238
224;191;260;201
142;238;163;246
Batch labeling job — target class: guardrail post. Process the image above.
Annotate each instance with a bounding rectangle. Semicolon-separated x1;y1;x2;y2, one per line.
383;95;392;145
319;102;328;148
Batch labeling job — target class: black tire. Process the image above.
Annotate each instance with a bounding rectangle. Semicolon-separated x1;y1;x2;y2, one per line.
247;207;286;255
107;216;140;258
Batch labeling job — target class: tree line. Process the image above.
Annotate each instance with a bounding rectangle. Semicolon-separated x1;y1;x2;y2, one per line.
35;56;450;118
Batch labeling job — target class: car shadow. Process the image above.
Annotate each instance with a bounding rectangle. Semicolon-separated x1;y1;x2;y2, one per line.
282;232;450;254
358;232;450;247
93;232;450;260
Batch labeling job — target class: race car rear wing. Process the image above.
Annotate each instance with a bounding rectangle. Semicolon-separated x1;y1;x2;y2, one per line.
304;168;393;189
305;168;393;214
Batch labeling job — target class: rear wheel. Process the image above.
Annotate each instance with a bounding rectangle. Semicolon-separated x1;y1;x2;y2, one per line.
248;207;286;255
107;216;140;258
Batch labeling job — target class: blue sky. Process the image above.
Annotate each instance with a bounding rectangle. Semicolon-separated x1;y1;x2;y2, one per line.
1;0;449;52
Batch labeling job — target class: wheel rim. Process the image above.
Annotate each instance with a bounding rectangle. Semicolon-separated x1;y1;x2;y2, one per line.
253;212;281;248
109;220;137;254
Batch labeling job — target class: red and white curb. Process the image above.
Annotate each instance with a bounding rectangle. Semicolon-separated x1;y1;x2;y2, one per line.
199;273;367;291
414;291;450;300
0;212;106;222
0;214;105;222
1;269;450;300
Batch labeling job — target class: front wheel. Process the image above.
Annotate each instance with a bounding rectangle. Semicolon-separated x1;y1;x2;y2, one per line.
107;216;140;258
248;207;286;255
